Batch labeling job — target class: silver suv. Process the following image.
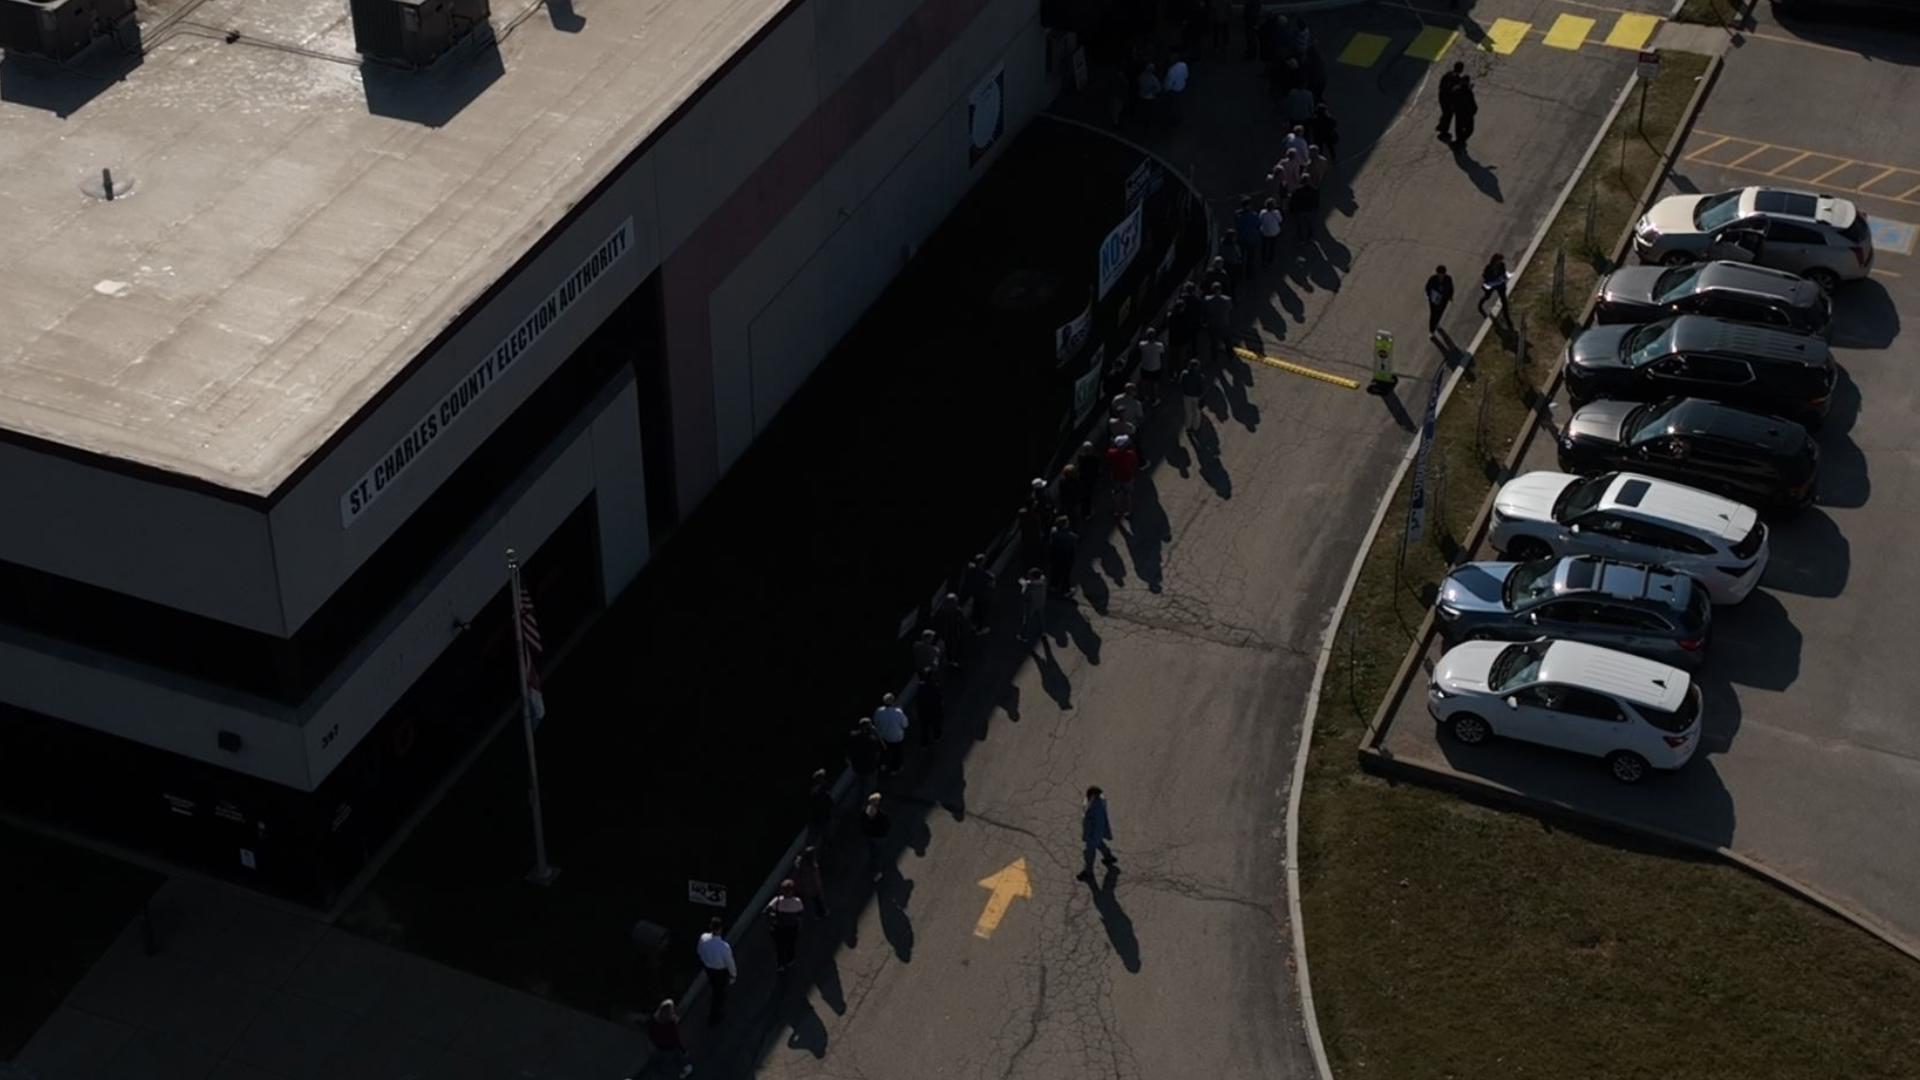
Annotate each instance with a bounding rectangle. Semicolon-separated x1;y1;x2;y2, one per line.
1633;186;1873;291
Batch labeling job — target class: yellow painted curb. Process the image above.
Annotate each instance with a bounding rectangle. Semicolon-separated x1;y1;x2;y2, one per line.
1232;347;1360;389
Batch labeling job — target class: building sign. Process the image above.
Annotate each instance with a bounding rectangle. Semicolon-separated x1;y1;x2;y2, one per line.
1055;301;1092;362
969;65;1005;167
339;219;635;527
1072;353;1104;426
1097;204;1145;300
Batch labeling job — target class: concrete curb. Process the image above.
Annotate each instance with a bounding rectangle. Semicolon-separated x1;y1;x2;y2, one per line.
1284;51;1688;1080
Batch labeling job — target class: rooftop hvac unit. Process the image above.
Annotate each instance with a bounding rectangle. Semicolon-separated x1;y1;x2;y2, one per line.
0;0;138;61
349;0;490;68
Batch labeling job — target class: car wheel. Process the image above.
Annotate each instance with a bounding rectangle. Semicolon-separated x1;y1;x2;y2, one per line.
1448;713;1491;746
1502;537;1552;561
1659;251;1695;267
1804;267;1840;293
1607;751;1650;784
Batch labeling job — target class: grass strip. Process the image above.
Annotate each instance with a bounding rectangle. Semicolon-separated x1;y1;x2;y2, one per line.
1298;50;1920;1080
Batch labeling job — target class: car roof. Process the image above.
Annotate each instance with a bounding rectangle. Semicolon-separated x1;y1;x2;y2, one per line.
1554;556;1695;611
1693;261;1819;305
1537;640;1690;711
1650;399;1806;450
1739;186;1858;228
1599;473;1750;538
1666;315;1832;366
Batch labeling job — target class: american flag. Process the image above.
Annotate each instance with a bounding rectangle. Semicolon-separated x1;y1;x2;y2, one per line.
519;586;546;725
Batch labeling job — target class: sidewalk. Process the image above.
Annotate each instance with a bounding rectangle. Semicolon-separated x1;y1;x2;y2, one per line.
11;874;648;1079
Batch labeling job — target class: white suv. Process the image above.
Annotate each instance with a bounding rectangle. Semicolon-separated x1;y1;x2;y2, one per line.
1428;638;1703;783
1490;471;1768;604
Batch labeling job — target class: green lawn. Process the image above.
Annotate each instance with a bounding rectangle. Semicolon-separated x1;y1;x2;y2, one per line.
0;823;161;1058
1298;51;1920;1080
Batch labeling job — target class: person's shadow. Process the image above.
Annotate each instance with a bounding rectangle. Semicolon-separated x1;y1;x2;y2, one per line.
880;874;917;962
1089;866;1140;973
1453;144;1504;203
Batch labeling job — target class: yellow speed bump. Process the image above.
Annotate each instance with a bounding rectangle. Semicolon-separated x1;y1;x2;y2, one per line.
1232;346;1360;389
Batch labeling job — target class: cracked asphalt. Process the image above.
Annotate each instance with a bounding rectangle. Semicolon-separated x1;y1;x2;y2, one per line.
688;6;1648;1077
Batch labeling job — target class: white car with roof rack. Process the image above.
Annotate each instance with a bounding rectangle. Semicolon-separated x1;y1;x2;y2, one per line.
1489;471;1768;604
1428;638;1703;783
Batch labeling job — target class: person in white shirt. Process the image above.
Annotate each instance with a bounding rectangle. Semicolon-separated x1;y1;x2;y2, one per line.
1257;198;1284;268
695;917;736;1023
1137;329;1166;405
1163;54;1189;124
764;879;807;973
872;693;909;774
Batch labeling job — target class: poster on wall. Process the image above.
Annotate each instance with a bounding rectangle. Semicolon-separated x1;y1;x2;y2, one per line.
1097;203;1145;300
969;65;1005;167
1055;301;1092;362
1072;346;1106;426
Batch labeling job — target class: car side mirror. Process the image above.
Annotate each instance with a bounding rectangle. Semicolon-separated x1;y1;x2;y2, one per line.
1505;696;1519;710
1569;524;1582;534
1526;612;1541;624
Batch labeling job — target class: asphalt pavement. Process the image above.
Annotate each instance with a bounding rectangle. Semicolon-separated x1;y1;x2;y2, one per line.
1380;7;1920;954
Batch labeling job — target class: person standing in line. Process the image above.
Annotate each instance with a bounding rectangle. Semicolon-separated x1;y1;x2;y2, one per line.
1478;253;1512;327
1306;144;1332;192
933;590;968;668
861;794;892;878
1425;265;1455;336
1437;61;1468;141
1046;516;1079;597
873;693;909;775
1288;173;1319;241
1111;383;1145;432
1106;407;1137;450
1270;145;1305;202
1106;434;1141;520
1452;79;1479;151
1286;76;1315;127
916;664;946;746
1173;282;1205;363
794;844;829;919
1073;440;1105;517
1163;53;1189;124
1019;566;1049;640
961;554;995;633
1137;328;1167;405
805;767;834;845
1234;198;1262;271
1303;39;1327;101
846;717;882;797
1257;198;1284;268
696;918;736;1024
1202;282;1234;362
1202;254;1232;297
1218;231;1245;298
1078;786;1118;882
1310;102;1340;163
911;628;943;676
1180;359;1206;436
1019;476;1053;563
1055;463;1087;527
648;999;696;1078
1281;123;1309;161
765;879;806;974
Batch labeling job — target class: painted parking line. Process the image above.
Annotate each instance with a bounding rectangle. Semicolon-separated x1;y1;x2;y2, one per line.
1543;13;1596;49
1338;32;1391;67
1603;12;1660;49
1481;18;1530;54
1406;26;1458;62
1233;347;1360;389
1870;218;1918;257
1683;129;1920;209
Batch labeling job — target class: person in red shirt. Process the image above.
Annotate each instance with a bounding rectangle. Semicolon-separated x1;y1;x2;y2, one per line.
1106;435;1141;519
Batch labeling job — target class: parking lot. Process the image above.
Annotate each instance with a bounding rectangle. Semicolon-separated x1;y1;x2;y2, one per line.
1379;12;1920;951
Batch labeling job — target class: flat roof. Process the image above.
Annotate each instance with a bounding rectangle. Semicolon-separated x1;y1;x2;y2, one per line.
0;0;780;496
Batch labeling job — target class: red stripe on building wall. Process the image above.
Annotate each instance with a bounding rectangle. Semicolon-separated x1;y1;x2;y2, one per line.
661;0;1001;511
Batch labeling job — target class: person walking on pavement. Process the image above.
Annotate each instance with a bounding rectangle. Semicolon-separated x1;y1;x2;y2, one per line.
1180;358;1207;436
1203;282;1234;361
1257;198;1284;267
1046;516;1079;596
696;918;736;1024
847;717;882;797
794;844;829;919
873;693;908;775
648;999;696;1078
1452;80;1479;152
961;553;995;633
1106;435;1141;520
765;879;806;974
1425;265;1455;336
916;665;945;745
1019;566;1048;640
862;793;892;878
1437;61;1469;141
805;767;833;845
1078;786;1118;881
1310;102;1340;163
1478;253;1512;327
1137;328;1167;405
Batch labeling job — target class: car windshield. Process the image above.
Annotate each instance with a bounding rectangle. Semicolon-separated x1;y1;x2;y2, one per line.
1552;474;1613;522
1629;400;1681;442
1501;559;1559;609
1621;321;1675;368
1652;265;1703;303
1490;641;1549;693
1693;191;1742;230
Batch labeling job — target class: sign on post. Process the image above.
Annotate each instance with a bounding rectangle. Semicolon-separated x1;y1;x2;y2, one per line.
1368;330;1397;393
1636;49;1660;80
688;880;728;908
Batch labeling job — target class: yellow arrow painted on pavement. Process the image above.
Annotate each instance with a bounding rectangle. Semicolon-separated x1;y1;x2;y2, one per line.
974;858;1033;939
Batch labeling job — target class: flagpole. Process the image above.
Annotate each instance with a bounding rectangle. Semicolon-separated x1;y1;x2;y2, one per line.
508;549;559;886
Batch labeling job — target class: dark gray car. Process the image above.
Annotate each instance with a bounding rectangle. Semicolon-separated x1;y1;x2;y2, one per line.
1435;554;1712;668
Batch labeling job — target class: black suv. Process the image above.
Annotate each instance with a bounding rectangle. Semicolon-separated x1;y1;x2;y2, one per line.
1594;260;1831;339
1563;315;1837;426
1558;397;1819;512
